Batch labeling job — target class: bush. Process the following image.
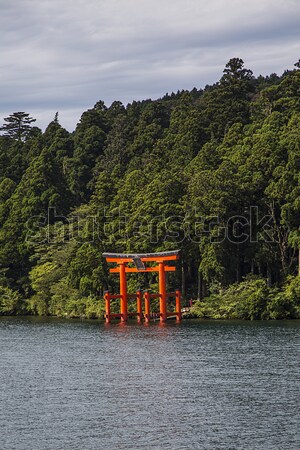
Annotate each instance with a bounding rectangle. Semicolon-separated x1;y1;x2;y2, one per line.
0;286;22;315
64;295;104;319
267;276;300;319
26;293;49;316
191;277;274;320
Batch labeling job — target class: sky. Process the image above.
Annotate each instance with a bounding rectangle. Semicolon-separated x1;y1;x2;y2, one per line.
0;0;299;131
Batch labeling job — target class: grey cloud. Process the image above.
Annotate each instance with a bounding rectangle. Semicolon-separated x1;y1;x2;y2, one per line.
0;0;299;131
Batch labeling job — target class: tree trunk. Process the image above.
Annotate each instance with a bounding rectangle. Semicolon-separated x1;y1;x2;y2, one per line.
236;247;242;282
267;263;272;287
251;259;255;275
181;260;186;301
197;271;203;301
202;279;207;299
258;264;262;276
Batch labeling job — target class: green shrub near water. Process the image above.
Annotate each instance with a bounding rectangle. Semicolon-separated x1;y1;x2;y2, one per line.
0;286;22;314
267;276;300;319
62;295;105;319
26;290;105;319
191;276;300;320
26;253;105;318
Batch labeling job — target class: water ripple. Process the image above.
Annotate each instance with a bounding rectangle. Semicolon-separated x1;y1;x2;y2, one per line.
0;317;299;450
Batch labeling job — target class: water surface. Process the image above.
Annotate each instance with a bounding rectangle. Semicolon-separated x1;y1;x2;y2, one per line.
0;317;299;449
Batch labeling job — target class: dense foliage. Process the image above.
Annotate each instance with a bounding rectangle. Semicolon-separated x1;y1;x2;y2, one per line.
1;58;300;319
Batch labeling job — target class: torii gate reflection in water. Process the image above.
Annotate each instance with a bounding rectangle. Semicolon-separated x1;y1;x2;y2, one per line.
103;250;182;323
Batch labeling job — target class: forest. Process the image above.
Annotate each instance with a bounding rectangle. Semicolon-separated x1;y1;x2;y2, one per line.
0;58;300;320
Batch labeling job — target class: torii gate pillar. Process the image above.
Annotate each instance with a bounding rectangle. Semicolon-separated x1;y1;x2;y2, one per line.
158;262;167;322
119;262;128;322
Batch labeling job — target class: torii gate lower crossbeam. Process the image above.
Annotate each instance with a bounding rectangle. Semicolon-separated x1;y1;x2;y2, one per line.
103;251;182;323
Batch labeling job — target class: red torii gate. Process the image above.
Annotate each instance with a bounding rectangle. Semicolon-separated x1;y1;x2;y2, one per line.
103;250;181;323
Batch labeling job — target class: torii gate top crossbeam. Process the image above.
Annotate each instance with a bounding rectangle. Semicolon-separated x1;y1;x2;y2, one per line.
102;250;180;263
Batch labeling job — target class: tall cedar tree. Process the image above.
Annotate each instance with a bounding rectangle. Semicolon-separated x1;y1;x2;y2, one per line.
0;112;36;141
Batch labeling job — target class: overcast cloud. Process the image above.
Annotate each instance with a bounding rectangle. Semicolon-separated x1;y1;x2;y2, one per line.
0;0;299;131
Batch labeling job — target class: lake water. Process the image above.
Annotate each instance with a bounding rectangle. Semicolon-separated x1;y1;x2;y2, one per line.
0;317;299;450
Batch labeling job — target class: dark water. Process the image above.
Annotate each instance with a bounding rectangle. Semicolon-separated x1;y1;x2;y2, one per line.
0;317;299;450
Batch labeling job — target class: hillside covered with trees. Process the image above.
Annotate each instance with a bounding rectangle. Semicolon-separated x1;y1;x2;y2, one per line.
1;58;300;320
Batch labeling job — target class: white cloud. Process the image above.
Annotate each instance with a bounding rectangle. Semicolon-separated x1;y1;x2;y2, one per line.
0;0;299;131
